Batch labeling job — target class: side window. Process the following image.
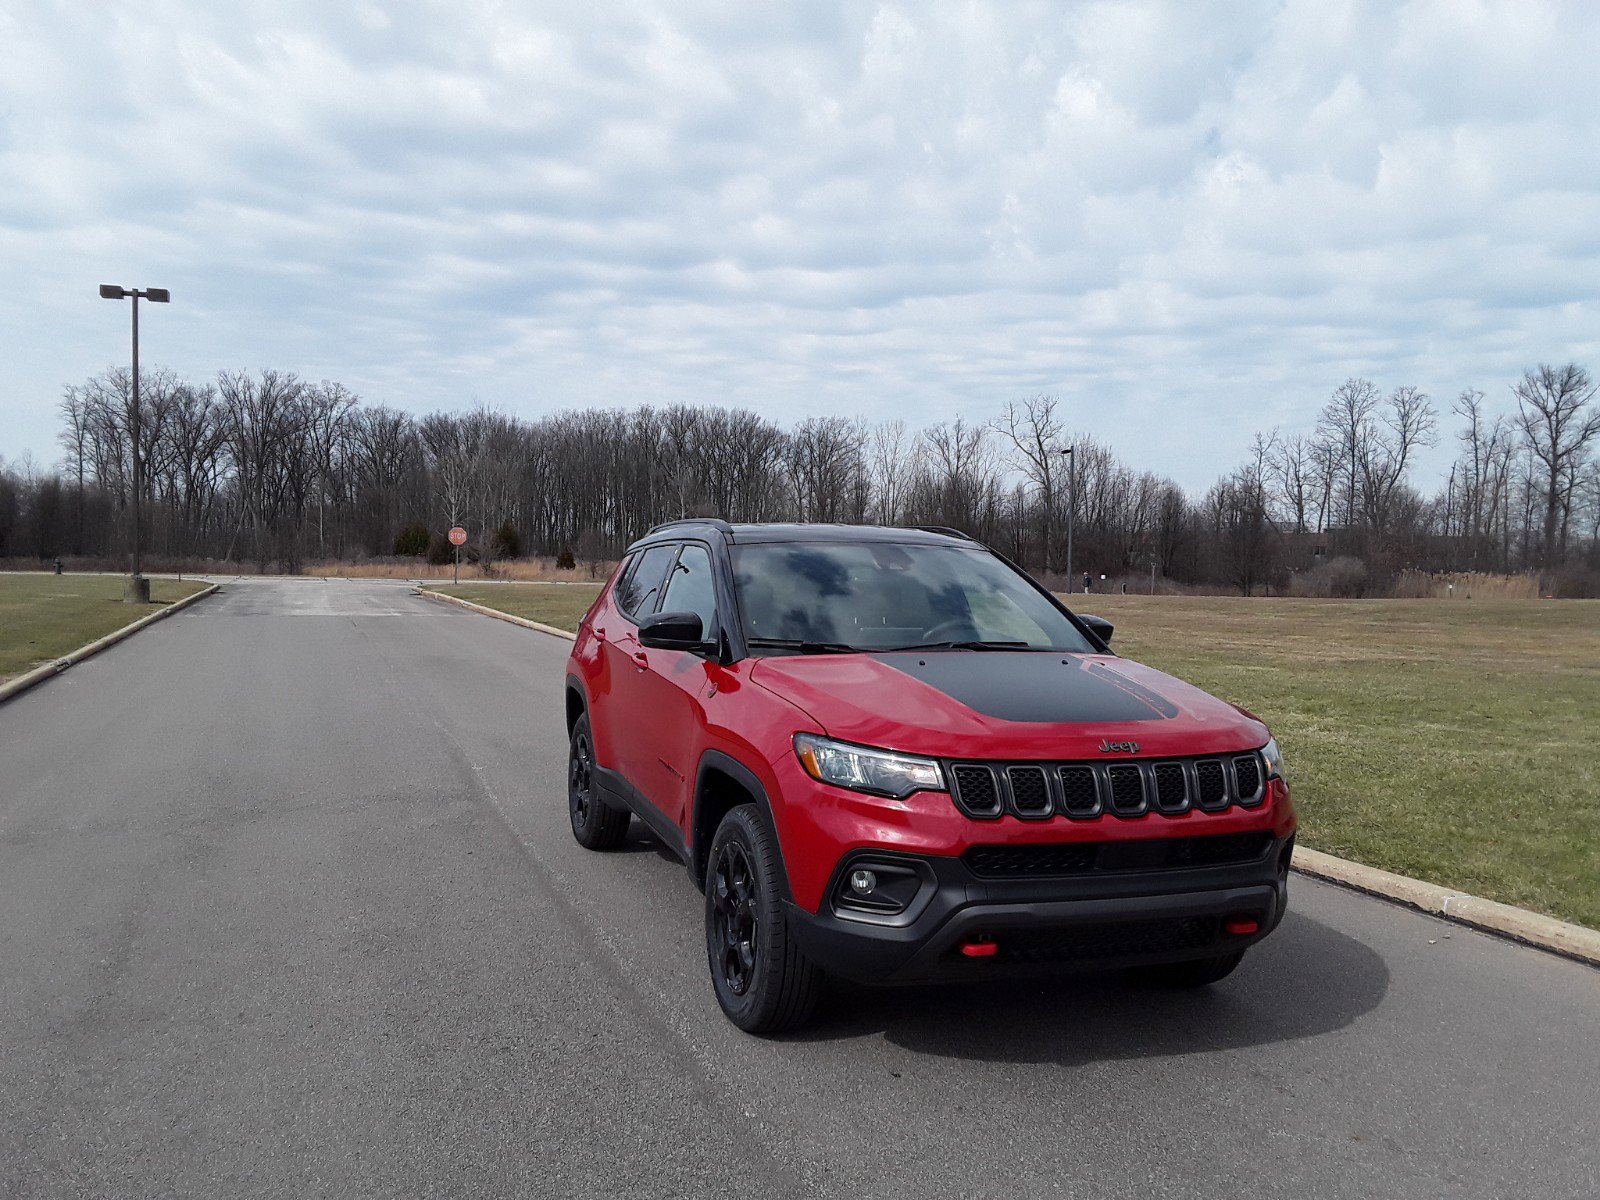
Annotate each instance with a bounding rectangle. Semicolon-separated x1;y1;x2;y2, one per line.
616;544;677;620
609;552;637;602
659;544;719;636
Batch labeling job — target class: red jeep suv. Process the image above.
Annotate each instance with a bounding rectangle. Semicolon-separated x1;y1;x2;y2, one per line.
565;521;1295;1034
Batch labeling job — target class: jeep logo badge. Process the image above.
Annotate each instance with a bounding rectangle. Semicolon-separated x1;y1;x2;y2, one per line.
1098;739;1140;754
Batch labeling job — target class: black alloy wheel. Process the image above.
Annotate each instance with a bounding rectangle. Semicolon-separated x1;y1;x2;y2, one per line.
710;840;759;996
567;714;629;850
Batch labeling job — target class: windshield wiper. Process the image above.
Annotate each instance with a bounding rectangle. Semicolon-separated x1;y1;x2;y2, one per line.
886;639;1035;652
746;637;861;655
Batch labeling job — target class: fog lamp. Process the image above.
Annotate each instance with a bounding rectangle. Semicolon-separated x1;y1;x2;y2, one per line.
832;859;928;918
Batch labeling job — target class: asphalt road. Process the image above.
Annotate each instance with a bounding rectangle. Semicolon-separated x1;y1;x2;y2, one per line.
2;577;1597;1199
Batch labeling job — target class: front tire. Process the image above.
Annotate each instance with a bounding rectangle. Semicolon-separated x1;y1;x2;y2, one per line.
567;714;630;850
705;805;822;1035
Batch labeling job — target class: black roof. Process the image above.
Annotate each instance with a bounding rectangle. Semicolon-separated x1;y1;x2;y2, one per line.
634;521;976;549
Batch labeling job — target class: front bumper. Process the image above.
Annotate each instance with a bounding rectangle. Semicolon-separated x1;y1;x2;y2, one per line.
785;836;1293;984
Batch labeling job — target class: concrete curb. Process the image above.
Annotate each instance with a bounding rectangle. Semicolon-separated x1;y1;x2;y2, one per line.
0;583;220;706
416;587;578;641
415;585;1600;971
1293;846;1600;969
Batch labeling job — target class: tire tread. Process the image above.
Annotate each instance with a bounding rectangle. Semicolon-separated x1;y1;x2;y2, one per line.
568;715;631;850
708;804;821;1034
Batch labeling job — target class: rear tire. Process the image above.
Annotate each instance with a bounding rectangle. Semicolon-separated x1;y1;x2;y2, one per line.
705;804;822;1035
567;714;630;850
1135;950;1245;988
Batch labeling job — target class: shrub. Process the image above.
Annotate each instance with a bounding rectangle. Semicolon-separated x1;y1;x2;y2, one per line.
1549;566;1600;599
556;548;576;570
490;522;524;559
393;521;430;557
1288;555;1372;598
427;534;455;566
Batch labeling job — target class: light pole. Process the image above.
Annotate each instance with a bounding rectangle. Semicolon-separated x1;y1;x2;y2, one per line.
99;284;169;602
1058;446;1075;592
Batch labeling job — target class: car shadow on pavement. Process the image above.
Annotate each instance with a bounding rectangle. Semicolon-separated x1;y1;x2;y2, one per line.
795;910;1388;1065
614;830;687;867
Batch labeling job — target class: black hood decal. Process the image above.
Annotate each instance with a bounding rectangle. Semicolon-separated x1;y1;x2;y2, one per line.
872;653;1176;724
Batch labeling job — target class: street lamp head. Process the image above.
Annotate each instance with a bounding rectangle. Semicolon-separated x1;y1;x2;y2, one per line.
98;285;169;302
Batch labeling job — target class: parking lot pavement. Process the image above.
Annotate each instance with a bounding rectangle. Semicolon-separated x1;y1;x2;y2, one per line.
2;577;1597;1198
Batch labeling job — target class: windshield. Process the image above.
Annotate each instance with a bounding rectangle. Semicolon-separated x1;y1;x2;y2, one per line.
731;540;1097;653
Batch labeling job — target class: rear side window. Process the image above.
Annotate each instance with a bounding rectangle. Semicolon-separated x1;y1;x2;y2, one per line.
616;544;678;619
659;544;719;636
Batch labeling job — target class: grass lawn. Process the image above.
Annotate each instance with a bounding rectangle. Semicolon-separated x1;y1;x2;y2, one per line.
0;574;211;682
431;580;1600;929
430;582;603;633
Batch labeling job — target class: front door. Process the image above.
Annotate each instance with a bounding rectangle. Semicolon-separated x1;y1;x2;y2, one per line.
602;541;679;798
626;543;722;833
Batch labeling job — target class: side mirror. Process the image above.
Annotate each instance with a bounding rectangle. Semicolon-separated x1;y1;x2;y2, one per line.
638;610;712;653
1078;613;1114;645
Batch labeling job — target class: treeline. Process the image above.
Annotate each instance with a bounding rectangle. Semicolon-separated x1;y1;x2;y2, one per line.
2;363;1598;594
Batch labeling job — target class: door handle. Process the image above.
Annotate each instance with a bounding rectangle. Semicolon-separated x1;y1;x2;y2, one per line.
632;651;649;670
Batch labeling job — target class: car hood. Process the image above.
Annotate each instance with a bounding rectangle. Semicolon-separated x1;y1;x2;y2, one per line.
748;651;1268;760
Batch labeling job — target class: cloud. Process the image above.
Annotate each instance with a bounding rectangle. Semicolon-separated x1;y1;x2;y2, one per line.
2;0;1599;490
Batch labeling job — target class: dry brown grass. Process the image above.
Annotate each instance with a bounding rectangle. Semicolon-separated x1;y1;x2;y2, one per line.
1392;571;1541;600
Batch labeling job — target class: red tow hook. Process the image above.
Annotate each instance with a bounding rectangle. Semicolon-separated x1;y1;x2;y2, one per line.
1224;915;1261;936
960;938;999;958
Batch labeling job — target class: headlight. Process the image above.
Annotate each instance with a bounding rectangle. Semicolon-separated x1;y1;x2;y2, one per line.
1260;736;1286;782
793;733;945;799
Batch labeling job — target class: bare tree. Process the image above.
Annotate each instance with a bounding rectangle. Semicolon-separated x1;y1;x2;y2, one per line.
1318;378;1383;532
1357;386;1437;538
868;420;915;526
57;386;92;552
1267;431;1313;534
914;418;999;536
218;369;310;568
990;395;1065;569
1451;388;1517;570
1514;363;1600;568
787;416;866;523
1205;456;1278;595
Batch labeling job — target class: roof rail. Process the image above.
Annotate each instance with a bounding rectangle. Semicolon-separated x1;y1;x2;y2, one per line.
646;517;734;535
914;525;973;541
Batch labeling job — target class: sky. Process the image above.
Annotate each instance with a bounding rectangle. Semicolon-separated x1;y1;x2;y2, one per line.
2;0;1598;492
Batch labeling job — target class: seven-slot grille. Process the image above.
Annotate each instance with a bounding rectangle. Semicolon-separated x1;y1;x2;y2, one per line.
947;751;1269;821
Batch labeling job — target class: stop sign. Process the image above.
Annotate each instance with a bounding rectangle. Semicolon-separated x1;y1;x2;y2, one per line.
448;526;467;546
